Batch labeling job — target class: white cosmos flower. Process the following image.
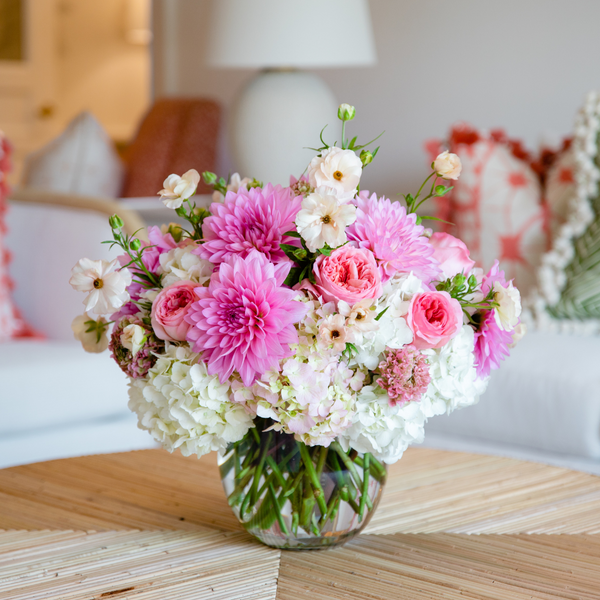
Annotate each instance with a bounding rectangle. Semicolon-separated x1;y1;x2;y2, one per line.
307;147;362;202
295;188;357;252
493;281;522;331
71;313;109;353
69;258;132;316
159;169;200;209
338;299;378;332
318;313;353;352
120;323;147;357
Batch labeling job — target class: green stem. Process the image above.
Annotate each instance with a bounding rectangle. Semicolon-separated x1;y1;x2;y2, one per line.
298;444;328;517
331;443;372;511
358;453;370;522
268;482;289;535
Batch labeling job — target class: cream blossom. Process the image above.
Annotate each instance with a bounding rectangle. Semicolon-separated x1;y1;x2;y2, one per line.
212;172;251;202
319;313;352;352
493;281;522;331
71;313;109;353
69;258;132;316
158;245;214;288
294;188;357;252
338;299;378;332
159;169;200;209
509;322;527;348
434;151;462;180
307;147;362;201
120;323;147;357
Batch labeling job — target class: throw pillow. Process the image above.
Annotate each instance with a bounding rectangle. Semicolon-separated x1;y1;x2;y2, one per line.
529;92;600;333
21;112;124;198
429;125;547;297
0;132;38;342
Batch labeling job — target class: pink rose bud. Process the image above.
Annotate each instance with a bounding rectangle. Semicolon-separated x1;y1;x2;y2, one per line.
407;291;463;350
434;151;462;180
151;280;199;342
313;245;382;305
430;232;476;280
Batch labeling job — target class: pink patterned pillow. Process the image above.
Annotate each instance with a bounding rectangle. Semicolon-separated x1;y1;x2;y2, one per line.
0;132;38;342
428;125;548;296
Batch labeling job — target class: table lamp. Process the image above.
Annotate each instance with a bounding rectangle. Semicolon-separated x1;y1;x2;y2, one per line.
207;0;376;185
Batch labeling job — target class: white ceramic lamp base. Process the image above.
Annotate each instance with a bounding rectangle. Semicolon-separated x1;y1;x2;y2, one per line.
230;70;337;186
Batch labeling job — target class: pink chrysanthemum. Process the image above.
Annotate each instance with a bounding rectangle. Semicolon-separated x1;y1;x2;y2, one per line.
197;184;302;265
473;260;512;377
347;192;441;283
185;250;307;386
377;345;431;406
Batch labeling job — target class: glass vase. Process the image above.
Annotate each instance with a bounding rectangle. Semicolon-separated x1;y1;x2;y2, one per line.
218;419;387;549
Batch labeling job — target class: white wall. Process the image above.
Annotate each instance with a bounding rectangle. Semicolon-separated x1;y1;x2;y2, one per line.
153;0;600;198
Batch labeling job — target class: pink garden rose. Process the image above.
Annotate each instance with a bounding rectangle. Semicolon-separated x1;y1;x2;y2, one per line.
429;232;475;280
407;291;463;350
151;280;199;341
313;245;382;305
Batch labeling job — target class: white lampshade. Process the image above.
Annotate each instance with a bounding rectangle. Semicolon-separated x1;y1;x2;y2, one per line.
207;0;376;69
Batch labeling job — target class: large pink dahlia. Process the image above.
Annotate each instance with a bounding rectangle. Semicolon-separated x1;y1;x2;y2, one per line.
197;184;302;265
347;193;441;283
185;250;307;386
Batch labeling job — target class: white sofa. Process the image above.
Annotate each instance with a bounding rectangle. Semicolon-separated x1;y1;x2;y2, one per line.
0;190;157;469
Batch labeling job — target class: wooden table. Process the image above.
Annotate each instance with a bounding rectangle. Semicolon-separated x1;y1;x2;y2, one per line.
1;447;599;599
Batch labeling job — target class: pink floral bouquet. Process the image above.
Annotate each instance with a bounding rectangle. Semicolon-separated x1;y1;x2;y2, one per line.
70;104;524;548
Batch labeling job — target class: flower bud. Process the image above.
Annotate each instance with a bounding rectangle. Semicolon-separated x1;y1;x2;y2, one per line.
434;151;462;180
202;171;217;185
109;214;124;230
338;103;356;121
360;149;373;166
166;222;184;243
435;185;447;195
130;238;141;251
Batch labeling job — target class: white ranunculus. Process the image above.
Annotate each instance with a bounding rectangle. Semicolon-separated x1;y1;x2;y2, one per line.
307;147;362;202
128;344;254;458
493;281;522;331
158;245;214;287
69;258;132;316
71;313;109;353
159;169;201;209
120;323;147;357
294;188;357;252
434;151;462;180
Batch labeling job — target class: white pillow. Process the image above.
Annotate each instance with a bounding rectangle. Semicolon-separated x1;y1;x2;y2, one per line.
21;112;124;198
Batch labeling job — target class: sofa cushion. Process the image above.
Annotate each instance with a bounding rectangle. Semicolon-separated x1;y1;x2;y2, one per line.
425;330;600;458
21;112;124;198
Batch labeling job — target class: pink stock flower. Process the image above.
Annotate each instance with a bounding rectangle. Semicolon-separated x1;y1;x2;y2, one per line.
407;291;462;350
151;280;199;341
313;245;382;305
429;232;475;280
377;345;431;406
347;193;440;283
197;184;302;266
185;250;307;386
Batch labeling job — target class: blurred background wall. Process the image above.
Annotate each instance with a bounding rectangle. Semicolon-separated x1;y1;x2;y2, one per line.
152;0;600;199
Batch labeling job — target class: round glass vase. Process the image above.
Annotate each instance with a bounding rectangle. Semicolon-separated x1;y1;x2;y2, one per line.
218;420;387;550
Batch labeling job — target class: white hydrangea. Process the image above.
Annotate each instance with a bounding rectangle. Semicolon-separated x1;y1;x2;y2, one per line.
420;325;489;416
338;385;426;464
158;245;214;288
128;344;253;458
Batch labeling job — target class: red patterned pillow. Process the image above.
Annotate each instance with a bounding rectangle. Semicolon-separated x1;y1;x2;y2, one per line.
428;125;548;296
0;132;38;342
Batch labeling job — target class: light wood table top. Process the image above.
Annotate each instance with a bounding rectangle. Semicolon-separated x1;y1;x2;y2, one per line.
1;447;599;599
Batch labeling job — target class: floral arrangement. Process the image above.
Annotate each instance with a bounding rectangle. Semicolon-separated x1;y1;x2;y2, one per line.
70;104;523;544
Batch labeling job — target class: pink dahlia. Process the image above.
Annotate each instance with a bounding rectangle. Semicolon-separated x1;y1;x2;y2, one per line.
473;261;512;377
185;250;307;386
377;345;431;406
197;184;302;265
347;193;441;283
473;310;512;377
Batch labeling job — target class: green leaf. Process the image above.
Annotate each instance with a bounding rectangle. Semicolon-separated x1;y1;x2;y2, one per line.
280;243;301;254
284;267;302;287
348;135;358;149
419;215;455;226
375;306;389;321
283;230;302;238
318;245;333;256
